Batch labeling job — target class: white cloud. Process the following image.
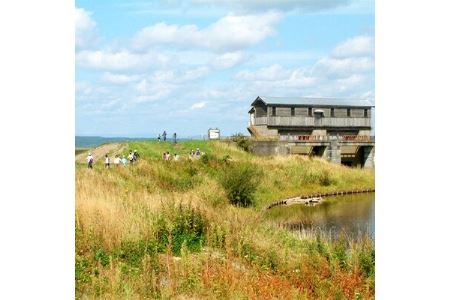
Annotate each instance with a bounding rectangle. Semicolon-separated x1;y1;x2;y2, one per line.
190;101;207;109
235;64;290;81
76;50;171;71
101;72;140;84
212;51;247;69
314;56;373;77
75;7;98;49
231;35;374;98
331;35;374;58
190;0;351;13
132;12;282;52
181;66;210;81
134;80;174;102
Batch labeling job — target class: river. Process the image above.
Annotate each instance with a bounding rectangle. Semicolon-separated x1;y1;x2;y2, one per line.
265;192;375;240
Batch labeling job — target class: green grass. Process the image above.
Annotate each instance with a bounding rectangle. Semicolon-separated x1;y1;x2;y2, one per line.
76;140;375;299
75;148;89;155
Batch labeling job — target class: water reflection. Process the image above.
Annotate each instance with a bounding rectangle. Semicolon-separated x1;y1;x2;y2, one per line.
265;193;375;240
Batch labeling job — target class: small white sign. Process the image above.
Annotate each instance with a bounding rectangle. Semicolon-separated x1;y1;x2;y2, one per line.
208;128;220;140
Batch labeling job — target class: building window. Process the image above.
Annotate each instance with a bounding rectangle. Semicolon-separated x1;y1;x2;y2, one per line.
347;108;351;117
364;109;368;117
331;108;335;117
272;107;276;116
308;107;312;117
291;107;295;116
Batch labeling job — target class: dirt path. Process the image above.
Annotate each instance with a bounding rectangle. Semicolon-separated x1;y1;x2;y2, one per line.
75;143;126;163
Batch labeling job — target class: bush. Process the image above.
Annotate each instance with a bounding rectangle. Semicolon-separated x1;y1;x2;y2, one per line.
219;162;261;207
153;204;207;256
231;133;252;152
358;247;375;277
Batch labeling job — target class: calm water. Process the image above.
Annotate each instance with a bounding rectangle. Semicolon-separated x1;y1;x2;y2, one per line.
265;193;375;240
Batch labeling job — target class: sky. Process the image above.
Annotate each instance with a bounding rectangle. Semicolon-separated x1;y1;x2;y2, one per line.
75;0;374;138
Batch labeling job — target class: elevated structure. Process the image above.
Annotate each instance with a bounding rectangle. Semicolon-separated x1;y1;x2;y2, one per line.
248;96;375;168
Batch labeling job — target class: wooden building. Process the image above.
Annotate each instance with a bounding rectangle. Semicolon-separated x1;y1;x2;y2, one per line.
247;96;375;168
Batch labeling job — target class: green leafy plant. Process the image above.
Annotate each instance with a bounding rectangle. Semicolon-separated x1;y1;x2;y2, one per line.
231;133;252;152
219;162;261;207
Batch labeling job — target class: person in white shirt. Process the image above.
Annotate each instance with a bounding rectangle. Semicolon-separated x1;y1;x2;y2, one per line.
104;154;110;168
86;153;94;169
113;155;121;166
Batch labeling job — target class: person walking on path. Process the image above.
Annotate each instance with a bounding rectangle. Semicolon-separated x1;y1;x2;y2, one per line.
173;132;177;144
162;131;167;142
114;155;121;166
128;151;134;165
104;154;110;168
133;150;140;162
87;153;94;169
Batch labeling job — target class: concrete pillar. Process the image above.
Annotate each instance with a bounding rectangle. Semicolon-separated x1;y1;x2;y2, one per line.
363;146;375;168
329;140;341;165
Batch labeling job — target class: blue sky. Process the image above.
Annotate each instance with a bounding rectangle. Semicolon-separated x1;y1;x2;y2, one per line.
76;0;374;137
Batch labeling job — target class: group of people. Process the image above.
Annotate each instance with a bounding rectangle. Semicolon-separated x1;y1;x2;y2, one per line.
162;152;179;161
190;148;202;158
86;146;204;168
86;150;140;168
157;131;177;143
161;148;203;162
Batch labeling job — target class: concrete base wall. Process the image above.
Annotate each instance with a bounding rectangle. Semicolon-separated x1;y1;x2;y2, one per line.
363;146;375;168
252;140;374;168
252;141;289;156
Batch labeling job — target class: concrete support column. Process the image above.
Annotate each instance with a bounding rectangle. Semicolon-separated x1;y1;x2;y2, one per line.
363;146;375;168
328;140;341;165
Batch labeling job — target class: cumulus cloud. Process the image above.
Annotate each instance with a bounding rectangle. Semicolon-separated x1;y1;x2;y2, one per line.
314;56;373;77
232;35;374;98
76;50;171;71
212;51;247;69
235;64;291;81
132;12;282;52
75;7;98;49
190;101;207;109
101;72;141;84
331;35;374;58
190;0;351;13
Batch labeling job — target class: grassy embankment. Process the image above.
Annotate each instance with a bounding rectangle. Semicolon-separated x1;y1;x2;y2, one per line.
76;140;375;299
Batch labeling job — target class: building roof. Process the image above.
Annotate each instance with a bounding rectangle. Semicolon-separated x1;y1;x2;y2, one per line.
252;96;374;107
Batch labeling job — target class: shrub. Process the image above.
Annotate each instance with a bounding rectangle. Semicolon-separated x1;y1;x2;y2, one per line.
318;169;334;186
219;162;261;207
153;204;207;256
332;238;349;270
231;133;252;152
358;247;375;277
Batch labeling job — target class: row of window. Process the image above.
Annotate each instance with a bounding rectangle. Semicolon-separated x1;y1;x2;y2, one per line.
270;107;369;117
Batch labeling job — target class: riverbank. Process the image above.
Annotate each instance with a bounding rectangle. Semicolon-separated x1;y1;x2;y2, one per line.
76;140;375;299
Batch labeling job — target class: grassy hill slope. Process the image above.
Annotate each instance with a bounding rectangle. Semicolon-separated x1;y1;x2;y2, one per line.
76;140;375;299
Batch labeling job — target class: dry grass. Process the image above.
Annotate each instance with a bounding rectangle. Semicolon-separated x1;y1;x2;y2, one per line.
76;140;375;299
